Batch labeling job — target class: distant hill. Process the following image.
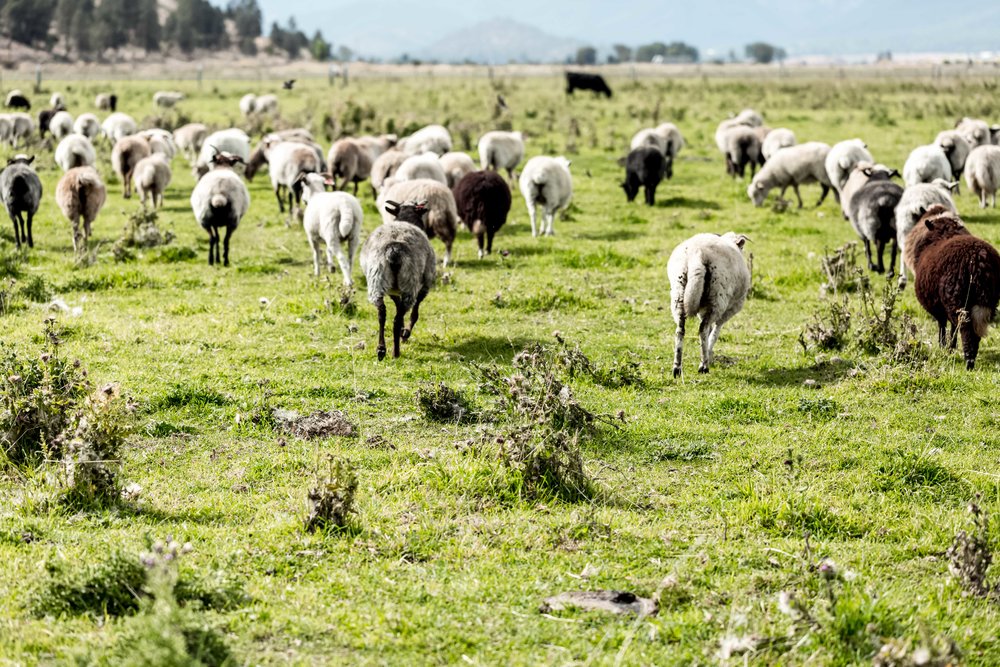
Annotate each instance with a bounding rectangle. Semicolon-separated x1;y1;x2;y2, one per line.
418;18;582;64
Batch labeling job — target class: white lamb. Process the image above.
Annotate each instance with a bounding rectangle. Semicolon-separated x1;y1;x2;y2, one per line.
894;179;958;288
55;135;97;172
389;152;448;187
668;232;751;377
902;144;952;187
518;156;572;237
478;130;524;180
747;142;832;208
761;128;796;161
397;124;452;156
439;151;477;189
73;113;101;141
49;111;74;140
964;144;1000;208
239;94;257;116
824;139;873;193
298;173;364;284
101;112;137;143
153;91;185;108
956;117;995;148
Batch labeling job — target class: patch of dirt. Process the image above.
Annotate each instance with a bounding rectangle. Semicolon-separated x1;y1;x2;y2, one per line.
539;590;658;616
272;409;354;439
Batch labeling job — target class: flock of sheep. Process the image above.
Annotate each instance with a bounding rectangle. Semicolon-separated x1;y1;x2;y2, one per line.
0;83;998;371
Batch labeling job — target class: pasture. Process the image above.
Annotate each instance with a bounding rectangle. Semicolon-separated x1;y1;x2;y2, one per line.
2;71;1000;665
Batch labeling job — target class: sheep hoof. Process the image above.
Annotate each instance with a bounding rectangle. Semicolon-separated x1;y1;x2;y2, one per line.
886;269;894;278
967;360;976;371
401;329;411;342
697;365;709;374
672;366;681;378
377;347;386;361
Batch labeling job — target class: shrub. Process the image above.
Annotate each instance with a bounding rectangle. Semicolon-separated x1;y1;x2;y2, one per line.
113;208;175;262
304;455;358;532
416;382;473;423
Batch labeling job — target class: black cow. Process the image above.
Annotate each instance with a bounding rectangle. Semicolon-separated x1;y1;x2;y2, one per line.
565;71;612;98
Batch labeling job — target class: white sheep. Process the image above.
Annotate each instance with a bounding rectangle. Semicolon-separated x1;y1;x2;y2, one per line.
55;135;97;172
94;93;115;111
895;179;958;288
518;156;572;237
73;113;101;141
194;129;251;178
49;92;65;109
934;130;971;188
133;154;172;209
191;152;251;266
956;117;995;148
964;144;1000;208
49;110;73;140
903;144;952;187
631;128;666;154
101;112;137;143
761;128;796;161
390;152;448;187
733;108;764;127
298;173;364;283
439;151;477;189
668;232;751;377
173;123;208;161
239;94;257;116
478;130;524;180
138;129;177;160
397;124;452;156
8;113;33;148
254;94;279;115
824;139;873;193
747;142;832;208
654;122;684;159
266;140;324;221
153;91;185;108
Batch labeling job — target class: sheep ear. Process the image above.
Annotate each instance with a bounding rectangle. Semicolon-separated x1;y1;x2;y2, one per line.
384;200;400;216
924;219;935;230
734;234;750;249
916;206;927;218
946;181;959;192
26;156;34;165
889;169;900;178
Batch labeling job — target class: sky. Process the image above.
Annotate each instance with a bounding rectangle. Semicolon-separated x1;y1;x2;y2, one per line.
240;0;1000;60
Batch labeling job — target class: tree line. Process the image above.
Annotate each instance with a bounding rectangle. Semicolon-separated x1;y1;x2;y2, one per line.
0;0;337;61
575;41;787;65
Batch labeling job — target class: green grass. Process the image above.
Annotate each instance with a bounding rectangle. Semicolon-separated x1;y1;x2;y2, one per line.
2;73;1000;665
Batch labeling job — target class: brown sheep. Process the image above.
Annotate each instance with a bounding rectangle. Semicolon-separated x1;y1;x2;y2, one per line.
111;136;151;199
326;139;372;194
56;166;107;255
910;208;1000;369
454;170;511;259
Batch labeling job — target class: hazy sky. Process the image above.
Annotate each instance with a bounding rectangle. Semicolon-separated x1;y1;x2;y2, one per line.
242;0;1000;59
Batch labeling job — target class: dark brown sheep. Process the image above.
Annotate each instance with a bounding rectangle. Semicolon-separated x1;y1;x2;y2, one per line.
910;208;1000;370
453;171;511;259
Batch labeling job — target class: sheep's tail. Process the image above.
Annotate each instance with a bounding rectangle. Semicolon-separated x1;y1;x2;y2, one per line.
338;201;355;240
971;305;992;339
471;219;486;235
210;194;227;208
682;251;707;316
385;243;405;290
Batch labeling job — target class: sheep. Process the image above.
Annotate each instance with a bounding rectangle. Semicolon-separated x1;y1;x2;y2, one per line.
378;179;458;266
824;139;873;194
239;93;257;116
38;107;65;139
0;155;41;249
55;135;97;172
265;140;324;220
55;166;106;256
153;91;185;108
453;170;512;259
839;162;897;221
622;146;666;206
439;151;477;189
934;130;971;188
138;129;177;159
895;180;958;289
190;151;251;266
8;113;34;148
955;117;995;148
173;123;208;161
133;154;172;209
714;118;746;153
101;112;137;143
910;209;1000;369
5;90;29;110
326;138;372;194
95;93;117;111
848;169;904;275
667;232;751;377
360;200;437;360
193;129;251;178
631;128;667;154
903;203;965;285
734;108;764;127
112;136;151;199
761;128;796;161
964;144;1000;208
519;156;573;237
721;126;761;179
73;113;101;141
45;111;71;141
903;144;952;187
653;122;684;160
397;124;452;156
49;92;64;109
0;115;11;145
254;94;279;115
245;132;324;181
478;131;525;180
355;133;398;160
296;172;364;283
746;142;832;208
389;152;448;187
371;149;408;193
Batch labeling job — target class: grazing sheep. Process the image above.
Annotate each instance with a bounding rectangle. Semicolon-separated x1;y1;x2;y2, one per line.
5;90;29;110
747;142;832;208
378;179;458;266
355;133;398;160
8;113;34;148
239;93;257;116
910;209;1000;369
0;155;41;249
721;126;762;178
453;170;512;259
654;122;684;160
138;129;178;160
895;180;958;289
439;151;477;189
519;155;573;237
903;144;952;187
622;146;667;206
363;200;437;360
390;152;448;187
173;123;208;161
73;113;101;141
297;172;364;283
327;138;373;194
153;91;185;108
245;132;324;181
565;72;612;97
714;118;747;153
56;166;106;255
254;94;279;115
112;136;152;199
397;124;452;156
265;141;324;220
371;149;408;194
631;128;667;155
956;117;994;148
825;139;873;194
133;154;172;209
964;144;1000;208
49;92;64;108
848;170;904;275
95;93;117;111
733;108;764;127
752;126;771;162
839;162;897;221
668;232;751;377
190;152;251;266
478;131;525;180
193;129;251;178
935;130;971;187
101;112;137;143
55;135;97;172
761;128;796;161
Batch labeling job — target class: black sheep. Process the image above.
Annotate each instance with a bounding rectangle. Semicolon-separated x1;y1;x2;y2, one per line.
5;92;29;110
453;171;511;259
0;155;42;249
622;147;667;206
565;72;612;98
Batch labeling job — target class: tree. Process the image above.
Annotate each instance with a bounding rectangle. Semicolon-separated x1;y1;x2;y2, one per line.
93;0;129;52
745;42;785;64
3;0;56;46
611;44;632;64
166;0;227;53
269;19;308;59
635;41;698;63
310;30;331;61
135;0;161;52
229;0;261;54
575;46;597;66
68;0;95;56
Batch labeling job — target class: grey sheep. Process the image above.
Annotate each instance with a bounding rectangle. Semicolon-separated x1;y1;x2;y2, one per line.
848;170;904;275
326;138;373;194
0;155;41;249
478;131;525;181
903;144;952;187
964;144;1000;208
839;162;897;221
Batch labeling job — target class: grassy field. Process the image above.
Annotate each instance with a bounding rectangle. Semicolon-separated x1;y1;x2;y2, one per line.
2;72;1000;665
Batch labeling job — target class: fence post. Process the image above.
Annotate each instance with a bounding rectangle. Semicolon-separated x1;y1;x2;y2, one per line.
35;64;41;93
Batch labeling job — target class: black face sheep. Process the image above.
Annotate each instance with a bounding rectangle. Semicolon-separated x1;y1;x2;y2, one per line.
378;178;458;266
56;166;107;256
190;152;251;267
668;232;751;377
565;72;612;98
361;201;437;360
847;169;904;275
622;146;666;206
453;170;512;259
910;210;1000;369
0;155;42;249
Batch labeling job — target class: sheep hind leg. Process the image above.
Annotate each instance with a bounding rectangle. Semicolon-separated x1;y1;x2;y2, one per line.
222;225;234;267
874;239;886;274
9;212;21;249
816;184;830;207
792;184;804;209
697;318;714;374
375;299;388;361
25;210;32;248
863;239;878;272
403;287;429;342
390;295;405;359
936;319;948;348
672;314;685;378
334;243;353;287
886;240;898;278
274;187;285;213
959;320;981;370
